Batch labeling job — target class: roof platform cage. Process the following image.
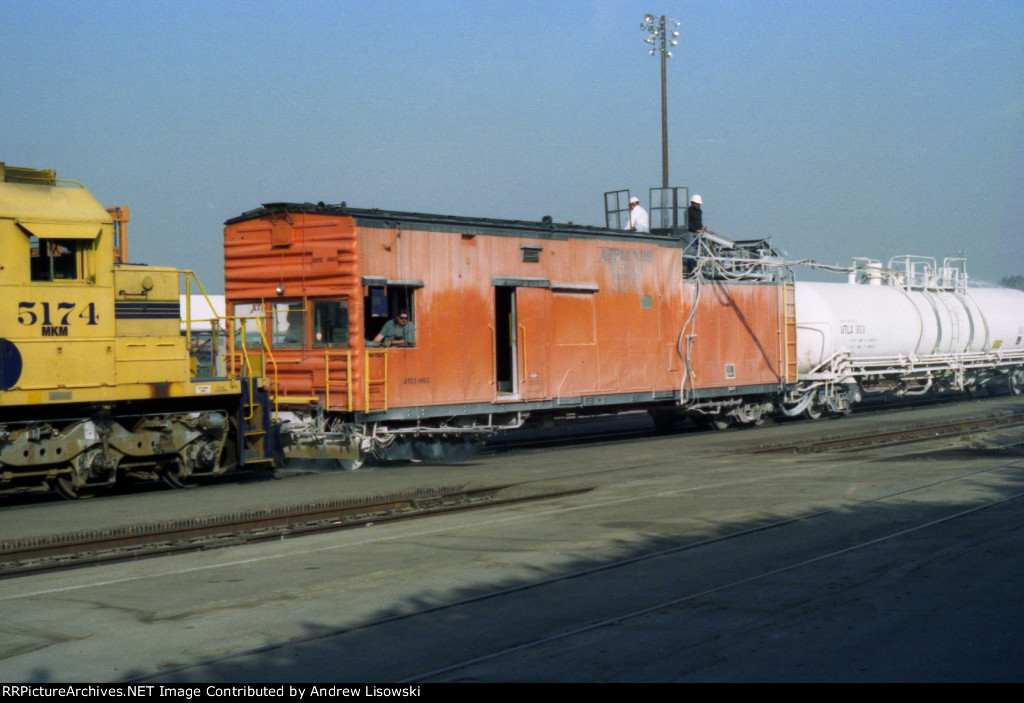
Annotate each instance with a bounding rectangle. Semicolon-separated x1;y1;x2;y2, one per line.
604;189;630;231
649;186;690;234
604;186;690;234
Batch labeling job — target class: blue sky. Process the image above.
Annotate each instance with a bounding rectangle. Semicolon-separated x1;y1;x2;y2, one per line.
3;0;1021;289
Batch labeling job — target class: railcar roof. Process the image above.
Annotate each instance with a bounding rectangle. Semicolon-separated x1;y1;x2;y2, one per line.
225;201;685;245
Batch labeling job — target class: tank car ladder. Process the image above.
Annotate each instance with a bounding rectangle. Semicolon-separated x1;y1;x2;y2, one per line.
783;281;798;384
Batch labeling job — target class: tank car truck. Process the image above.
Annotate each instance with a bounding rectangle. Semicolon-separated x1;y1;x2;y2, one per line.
0;163;279;498
223;187;794;466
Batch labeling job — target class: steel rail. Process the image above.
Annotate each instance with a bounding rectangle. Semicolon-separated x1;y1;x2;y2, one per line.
751;413;1024;454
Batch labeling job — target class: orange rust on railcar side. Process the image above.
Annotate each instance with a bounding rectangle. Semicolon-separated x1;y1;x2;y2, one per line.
681;280;785;390
225;212;365;410
225;209;786;415
353;226;690;409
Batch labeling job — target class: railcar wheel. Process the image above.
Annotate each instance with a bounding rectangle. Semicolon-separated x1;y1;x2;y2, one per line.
803;403;823;421
649;410;676;433
967;384;990;399
702;415;731;431
1009;369;1024;396
411;437;483;463
733;403;767;427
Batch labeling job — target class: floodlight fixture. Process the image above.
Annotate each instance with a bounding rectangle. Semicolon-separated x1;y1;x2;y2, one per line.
639;13;680;187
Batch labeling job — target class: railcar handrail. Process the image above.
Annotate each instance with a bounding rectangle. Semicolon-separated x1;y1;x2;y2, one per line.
518;323;527;387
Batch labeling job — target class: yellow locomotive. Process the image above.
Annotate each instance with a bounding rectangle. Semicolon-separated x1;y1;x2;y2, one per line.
0;163;277;498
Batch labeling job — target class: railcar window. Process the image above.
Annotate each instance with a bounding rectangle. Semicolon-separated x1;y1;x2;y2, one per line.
30;237;80;281
364;285;416;344
231;302;269;349
271;301;305;348
313;300;350;348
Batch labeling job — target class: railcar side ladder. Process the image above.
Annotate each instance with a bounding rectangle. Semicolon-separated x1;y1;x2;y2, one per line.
364;349;389;412
783;282;798;383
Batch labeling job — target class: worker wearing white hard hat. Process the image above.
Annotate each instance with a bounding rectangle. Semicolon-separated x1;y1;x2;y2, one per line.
687;194;706;233
627;196;650;233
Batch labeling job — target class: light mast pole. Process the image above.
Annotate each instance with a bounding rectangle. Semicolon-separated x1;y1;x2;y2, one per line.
641;13;679;188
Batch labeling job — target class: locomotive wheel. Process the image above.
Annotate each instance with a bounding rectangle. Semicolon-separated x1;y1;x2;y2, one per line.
55;475;97;500
336;453;365;471
162;461;199;489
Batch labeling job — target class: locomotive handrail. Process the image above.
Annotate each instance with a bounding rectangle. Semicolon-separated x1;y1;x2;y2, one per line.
180;270;224;367
178;269;281;420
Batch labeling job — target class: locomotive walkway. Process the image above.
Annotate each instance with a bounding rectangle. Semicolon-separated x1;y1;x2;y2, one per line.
1;395;1023;682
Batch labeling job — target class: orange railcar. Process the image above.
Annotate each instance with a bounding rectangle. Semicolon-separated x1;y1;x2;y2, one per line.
224;204;792;462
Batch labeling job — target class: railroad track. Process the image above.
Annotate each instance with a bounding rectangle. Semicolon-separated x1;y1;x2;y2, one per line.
0;484;590;579
749;412;1024;454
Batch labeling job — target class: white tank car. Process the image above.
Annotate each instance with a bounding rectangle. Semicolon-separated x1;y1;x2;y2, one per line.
795;283;1024;372
786;256;1024;415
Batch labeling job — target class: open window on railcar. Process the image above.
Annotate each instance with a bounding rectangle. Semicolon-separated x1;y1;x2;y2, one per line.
29;236;84;281
364;284;417;347
312;300;350;348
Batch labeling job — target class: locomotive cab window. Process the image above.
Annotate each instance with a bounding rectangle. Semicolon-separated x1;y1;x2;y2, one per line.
364;284;417;347
312;299;350;348
30;237;83;281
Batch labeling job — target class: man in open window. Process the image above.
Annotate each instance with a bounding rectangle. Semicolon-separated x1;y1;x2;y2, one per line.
373;309;415;347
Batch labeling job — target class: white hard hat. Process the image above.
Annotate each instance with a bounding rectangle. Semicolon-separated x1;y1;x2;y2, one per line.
691;194;702;205
629;197;639;204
